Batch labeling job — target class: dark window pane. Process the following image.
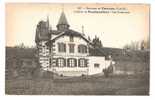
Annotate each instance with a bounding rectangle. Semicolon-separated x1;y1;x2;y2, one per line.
94;63;100;68
57;58;65;67
67;58;77;67
69;44;75;53
70;36;74;42
58;43;66;52
78;44;87;53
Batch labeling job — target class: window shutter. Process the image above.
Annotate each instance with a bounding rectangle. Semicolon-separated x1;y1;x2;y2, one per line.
85;59;88;67
64;44;66;52
64;58;66;67
67;59;70;67
78;46;80;53
58;43;60;52
78;59;80;67
56;58;58;67
74;59;77;67
85;46;87;53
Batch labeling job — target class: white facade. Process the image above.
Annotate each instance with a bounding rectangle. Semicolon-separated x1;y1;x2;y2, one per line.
88;56;112;75
36;12;114;77
37;35;113;76
53;35;89;57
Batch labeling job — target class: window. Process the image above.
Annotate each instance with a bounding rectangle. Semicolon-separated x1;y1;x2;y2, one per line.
69;44;75;53
78;58;87;67
67;58;77;67
69;59;74;67
57;58;66;67
78;45;87;53
79;59;85;67
58;43;66;52
70;36;74;42
94;63;100;68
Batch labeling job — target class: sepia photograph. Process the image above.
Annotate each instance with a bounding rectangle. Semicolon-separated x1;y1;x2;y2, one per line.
5;3;150;95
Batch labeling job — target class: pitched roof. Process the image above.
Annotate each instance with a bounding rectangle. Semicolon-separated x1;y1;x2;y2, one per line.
57;11;69;25
49;30;62;35
46;29;92;46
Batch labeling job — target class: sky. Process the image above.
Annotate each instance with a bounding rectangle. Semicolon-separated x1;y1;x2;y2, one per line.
6;3;149;48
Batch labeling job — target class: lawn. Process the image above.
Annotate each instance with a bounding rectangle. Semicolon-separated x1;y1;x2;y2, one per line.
5;72;149;95
5;47;150;95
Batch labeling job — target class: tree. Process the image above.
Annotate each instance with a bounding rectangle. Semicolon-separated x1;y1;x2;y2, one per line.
141;40;145;50
15;43;25;48
123;41;140;50
140;39;150;50
92;35;103;48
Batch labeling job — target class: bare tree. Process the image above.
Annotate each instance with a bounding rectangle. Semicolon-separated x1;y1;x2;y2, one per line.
123;41;140;50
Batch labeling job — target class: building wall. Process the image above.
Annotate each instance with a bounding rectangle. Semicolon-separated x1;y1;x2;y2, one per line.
37;35;113;76
88;56;107;75
38;41;50;69
54;35;89;57
47;56;112;76
48;55;88;76
44;35;90;76
49;67;88;76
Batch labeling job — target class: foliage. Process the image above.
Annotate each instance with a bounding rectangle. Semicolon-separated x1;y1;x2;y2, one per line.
92;35;103;48
14;43;36;49
123;41;140;50
103;64;114;77
123;39;150;50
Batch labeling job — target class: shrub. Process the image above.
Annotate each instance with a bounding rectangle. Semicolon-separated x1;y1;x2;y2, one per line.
103;65;114;77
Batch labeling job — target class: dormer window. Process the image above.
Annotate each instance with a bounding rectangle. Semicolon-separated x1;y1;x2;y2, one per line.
70;36;74;42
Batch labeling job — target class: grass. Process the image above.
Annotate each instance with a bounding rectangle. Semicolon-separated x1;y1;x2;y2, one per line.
5;47;150;95
5;72;149;95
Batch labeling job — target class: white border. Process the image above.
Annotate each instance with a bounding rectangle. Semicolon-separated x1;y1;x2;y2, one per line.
0;0;155;99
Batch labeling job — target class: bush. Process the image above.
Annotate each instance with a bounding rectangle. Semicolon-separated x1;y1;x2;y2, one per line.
103;65;114;77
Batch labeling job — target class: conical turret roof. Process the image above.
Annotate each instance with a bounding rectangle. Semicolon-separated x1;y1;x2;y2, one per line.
57;11;69;25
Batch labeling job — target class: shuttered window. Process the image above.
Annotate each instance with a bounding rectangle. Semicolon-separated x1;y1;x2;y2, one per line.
70;36;74;42
56;58;66;67
78;44;87;53
58;43;66;52
69;44;75;53
67;58;77;67
78;58;87;67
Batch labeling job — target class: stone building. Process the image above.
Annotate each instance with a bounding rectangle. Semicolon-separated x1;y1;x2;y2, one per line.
35;11;112;76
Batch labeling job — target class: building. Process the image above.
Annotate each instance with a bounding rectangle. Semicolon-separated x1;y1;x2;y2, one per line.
35;11;113;76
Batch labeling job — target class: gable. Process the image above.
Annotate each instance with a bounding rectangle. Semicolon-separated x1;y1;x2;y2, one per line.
46;29;92;46
54;35;88;45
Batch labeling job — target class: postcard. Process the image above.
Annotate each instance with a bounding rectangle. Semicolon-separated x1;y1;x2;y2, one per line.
5;3;150;95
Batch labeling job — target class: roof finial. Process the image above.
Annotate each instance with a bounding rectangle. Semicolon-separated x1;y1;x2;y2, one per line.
47;15;49;23
82;25;85;36
46;14;51;31
62;4;64;12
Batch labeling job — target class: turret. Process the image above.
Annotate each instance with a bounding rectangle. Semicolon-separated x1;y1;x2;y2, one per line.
56;11;70;31
35;18;50;43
